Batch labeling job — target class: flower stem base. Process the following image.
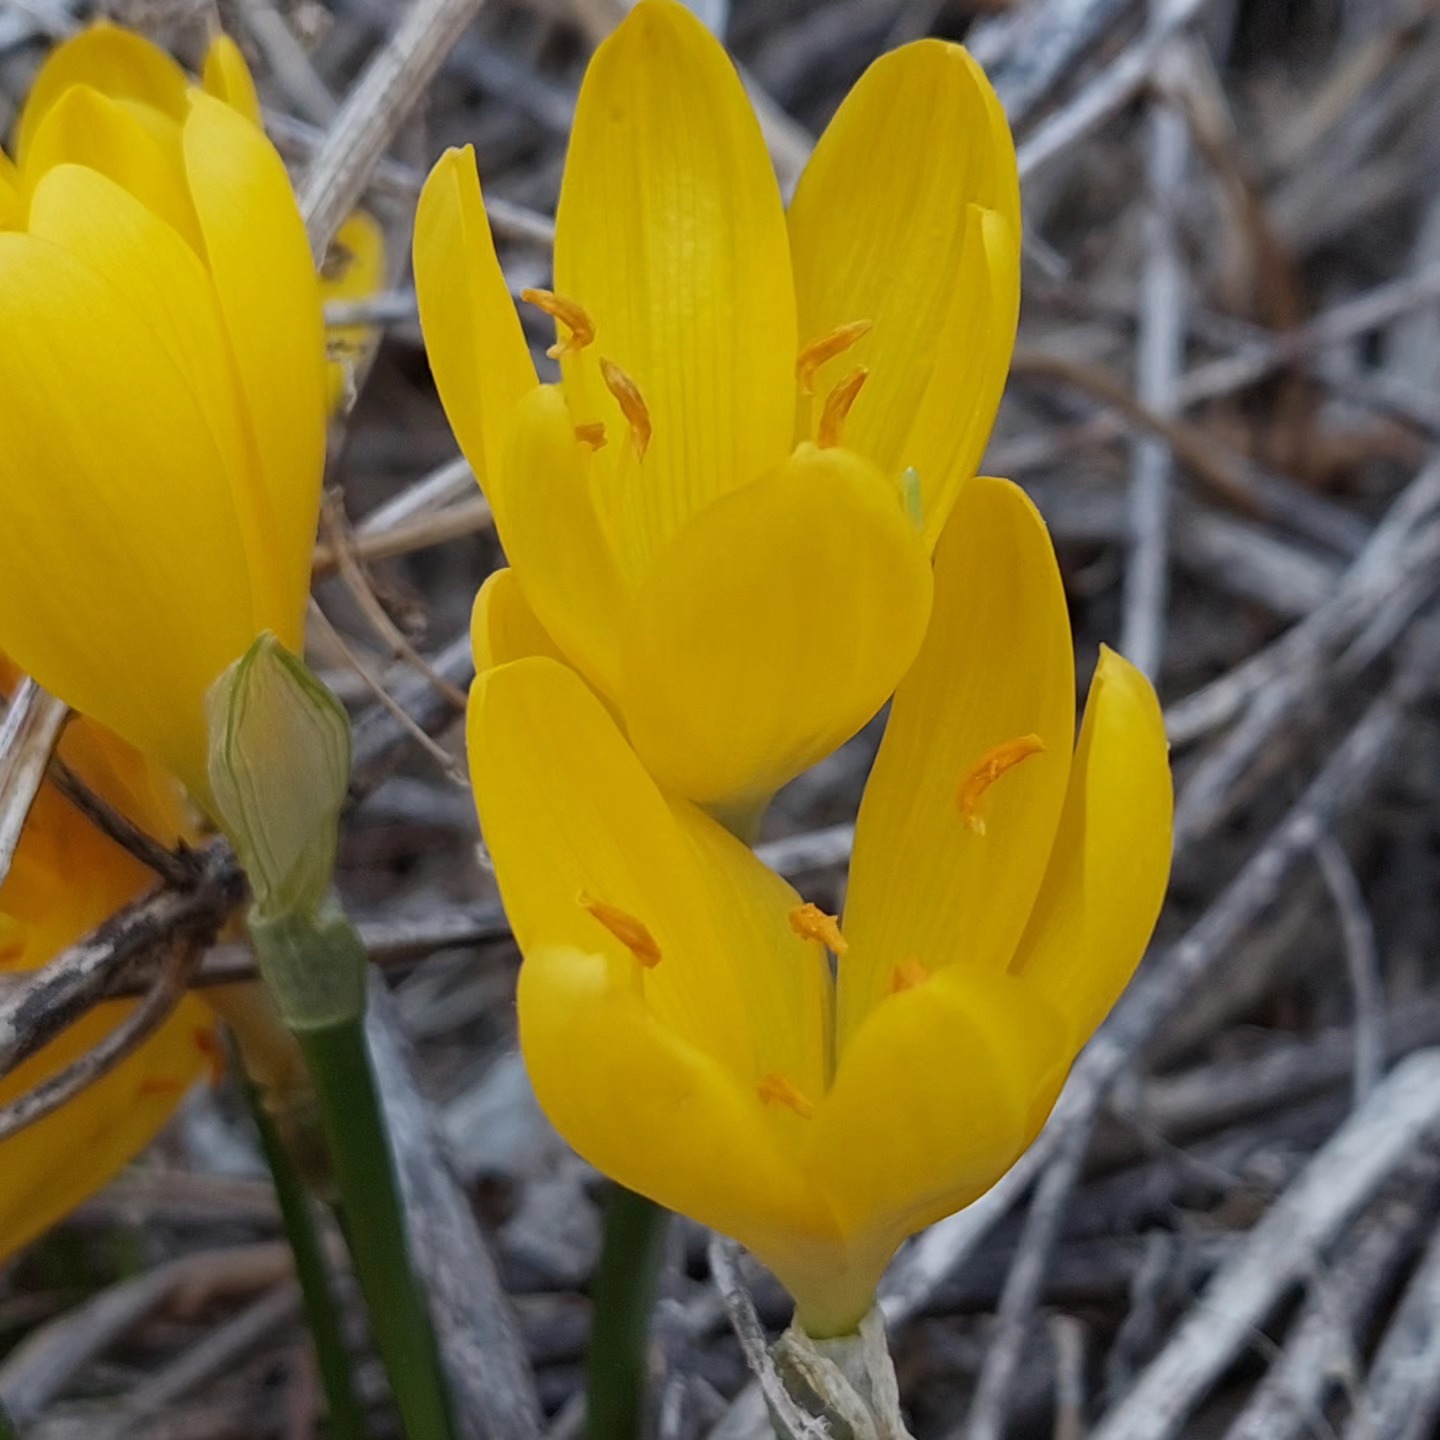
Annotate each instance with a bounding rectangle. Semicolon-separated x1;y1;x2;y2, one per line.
775;1308;914;1440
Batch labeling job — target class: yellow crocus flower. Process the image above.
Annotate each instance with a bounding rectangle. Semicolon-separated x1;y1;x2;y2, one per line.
416;0;1019;817
0;24;326;809
0;669;215;1261
468;477;1173;1335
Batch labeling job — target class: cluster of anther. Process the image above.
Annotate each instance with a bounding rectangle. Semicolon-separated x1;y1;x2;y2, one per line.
569;727;1045;1126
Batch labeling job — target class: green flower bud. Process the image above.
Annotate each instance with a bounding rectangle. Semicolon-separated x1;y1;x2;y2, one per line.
206;633;351;922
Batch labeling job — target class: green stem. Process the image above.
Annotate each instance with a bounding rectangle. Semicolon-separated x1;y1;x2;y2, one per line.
299;1017;456;1440
0;1400;17;1440
586;1186;670;1440
241;1058;371;1440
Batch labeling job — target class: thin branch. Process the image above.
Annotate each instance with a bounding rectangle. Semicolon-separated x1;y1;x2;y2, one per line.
0;841;243;1084
1120;43;1190;679
299;0;492;256
0;934;204;1143
1313;834;1385;1109
0;680;69;889
1091;1049;1440;1440
48;758;199;889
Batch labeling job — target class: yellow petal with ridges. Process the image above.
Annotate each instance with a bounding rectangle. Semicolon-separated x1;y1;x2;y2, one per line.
838;477;1075;1047
798;965;1069;1333
469;656;828;1092
908;207;1020;549
554;0;795;568
15;21;188;161
413;146;537;523
471;568;568;672
788;41;1020;545
202;34;263;125
1010;647;1173;1046
24;84;201;250
183;91;325;645
0;234;255;801
0;998;211;1261
674;800;832;1102
26;163;256;571
518;943;835;1287
618;444;932;811
0;778;209;1262
497;386;629;695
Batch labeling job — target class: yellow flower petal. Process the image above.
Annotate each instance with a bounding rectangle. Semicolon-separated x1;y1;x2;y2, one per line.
553;0;795;567
617;444;932;811
26;163;256;570
799;965;1068;1333
413;145;537;523
0;234;256;799
14;22;188;162
496;386;629;694
788;41;1020;546
23;84;201;250
838;477;1075;1047
468;655;829;1091
182;91;325;643
471;567;568;672
59;720;190;850
1010;647;1174;1046
322;209;387;413
0;998;210;1261
201;34;262;125
518;943;834;1286
0;778;209;1262
0;147;21;227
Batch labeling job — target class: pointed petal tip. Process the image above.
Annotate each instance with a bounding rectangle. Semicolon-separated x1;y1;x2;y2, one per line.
201;33;262;126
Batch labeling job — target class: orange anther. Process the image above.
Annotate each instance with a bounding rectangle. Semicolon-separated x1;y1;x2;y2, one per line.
757;1073;816;1119
579;891;662;968
888;958;930;995
520;287;596;359
796;320;873;396
818;367;868;449
574;421;608;450
788;902;848;955
138;1078;186;1099
956;734;1047;834
600;358;653;460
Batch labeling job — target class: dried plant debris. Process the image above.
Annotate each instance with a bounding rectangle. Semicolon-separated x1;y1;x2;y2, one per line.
4;0;1440;1435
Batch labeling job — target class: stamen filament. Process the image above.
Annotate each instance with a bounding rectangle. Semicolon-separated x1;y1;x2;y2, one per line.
818;367;868;449
956;734;1047;834
600;357;653;460
578;891;662;968
520;287;596;359
796;320;873;396
757;1073;815;1119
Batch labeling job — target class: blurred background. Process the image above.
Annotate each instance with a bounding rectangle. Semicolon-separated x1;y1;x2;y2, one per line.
4;0;1440;1436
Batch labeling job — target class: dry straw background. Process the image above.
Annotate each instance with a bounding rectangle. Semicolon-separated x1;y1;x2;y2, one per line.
4;0;1440;1436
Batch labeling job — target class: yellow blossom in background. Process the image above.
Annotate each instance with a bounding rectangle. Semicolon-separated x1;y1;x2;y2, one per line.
0;664;215;1261
469;478;1173;1335
324;210;388;411
0;23;327;808
417;0;1020;816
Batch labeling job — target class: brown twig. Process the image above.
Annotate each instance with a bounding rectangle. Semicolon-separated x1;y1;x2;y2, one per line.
0;933;205;1143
